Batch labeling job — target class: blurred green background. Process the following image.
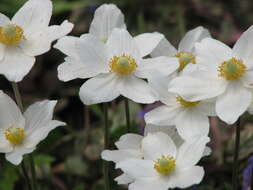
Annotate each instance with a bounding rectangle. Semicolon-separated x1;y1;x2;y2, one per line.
0;0;253;190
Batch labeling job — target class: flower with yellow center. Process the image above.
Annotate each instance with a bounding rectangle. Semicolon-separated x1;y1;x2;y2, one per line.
154;155;176;175
0;24;24;45
57;28;161;105
5;126;25;145
218;57;246;80
109;55;137;75
0;91;65;165
175;51;196;72
0;0;73;82
117;132;210;190
168;29;253;124
145;74;215;141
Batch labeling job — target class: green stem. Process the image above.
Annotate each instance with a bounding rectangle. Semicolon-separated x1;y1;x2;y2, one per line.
232;118;241;190
124;99;130;133
11;82;37;190
176;0;186;38
21;162;33;190
103;103;110;190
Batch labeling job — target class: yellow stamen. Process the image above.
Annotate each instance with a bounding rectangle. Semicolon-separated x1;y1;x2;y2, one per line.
0;24;24;45
176;96;200;108
175;51;196;72
154;155;176;175
218;57;246;80
5;126;25;145
109;54;137;75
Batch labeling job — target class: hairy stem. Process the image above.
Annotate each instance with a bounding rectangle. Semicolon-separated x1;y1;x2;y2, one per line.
124;98;130;133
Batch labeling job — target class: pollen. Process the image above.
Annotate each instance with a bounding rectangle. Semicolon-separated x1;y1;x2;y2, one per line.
176;96;200;108
175;51;196;72
5;126;25;145
218;57;246;80
109;54;137;75
0;24;24;45
154;155;176;175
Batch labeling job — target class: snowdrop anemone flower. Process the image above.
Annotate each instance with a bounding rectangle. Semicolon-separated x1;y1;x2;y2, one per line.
145;73;215;141
117;132;210;190
101;124;181;185
101;124;211;185
150;26;211;76
168;26;253;124
0;91;65;165
0;0;73;82
55;27;172;105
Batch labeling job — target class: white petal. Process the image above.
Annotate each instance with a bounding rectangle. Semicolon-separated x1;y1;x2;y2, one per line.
57;56;104;82
142;132;177;160
203;146;212;157
116;159;157;178
89;4;126;40
144;105;179;126
129;177;168;190
179;26;211;52
107;28;140;60
134;32;164;57
195;38;232;70
0;47;35;82
115;133;143;149
20;20;73;56
24;100;57;133
176;136;210;168
12;0;52;33
168;71;227;101
233;26;253;60
170;166;204;188
241;70;253;88
114;174;134;185
144;124;183;148
0;44;5;61
196;100;216;116
101;149;142;162
5;146;35;165
148;73;178;105
135;56;179;79
175;109;210;141
0;91;25;129
216;81;252;124
150;37;177;57
24;120;64;148
54;36;80;58
119;75;157;104
76;34;108;73
79;73;120;105
0;131;13;153
0;13;10;26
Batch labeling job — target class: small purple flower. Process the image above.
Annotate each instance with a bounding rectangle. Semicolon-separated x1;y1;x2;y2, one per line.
242;155;253;190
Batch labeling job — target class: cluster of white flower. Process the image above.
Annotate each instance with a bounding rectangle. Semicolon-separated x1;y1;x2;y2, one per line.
0;0;252;189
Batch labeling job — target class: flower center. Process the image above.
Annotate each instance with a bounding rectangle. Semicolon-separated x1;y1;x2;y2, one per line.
154;155;176;175
100;37;108;43
176;96;200;108
218;57;246;80
109;54;137;75
0;24;24;45
5;126;25;145
175;51;196;72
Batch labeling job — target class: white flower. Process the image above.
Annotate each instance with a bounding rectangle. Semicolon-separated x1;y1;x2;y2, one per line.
55;27;172;105
145;73;215;141
168;26;253;124
117;132;209;190
101;124;211;185
0;91;65;165
247;93;253;114
150;26;211;76
0;0;73;82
